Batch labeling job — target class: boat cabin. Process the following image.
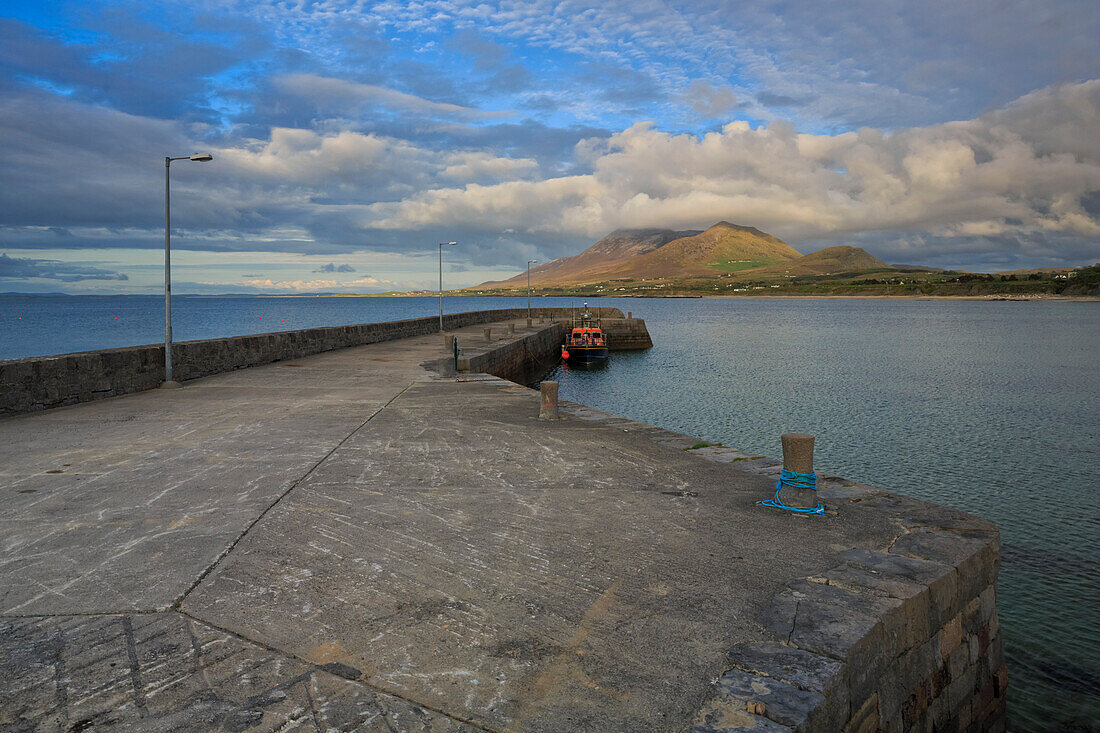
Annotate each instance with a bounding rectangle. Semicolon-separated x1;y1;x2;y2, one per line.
568;327;605;346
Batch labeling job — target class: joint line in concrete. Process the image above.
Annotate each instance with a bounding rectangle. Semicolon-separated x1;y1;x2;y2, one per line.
177;609;498;733
171;380;419;611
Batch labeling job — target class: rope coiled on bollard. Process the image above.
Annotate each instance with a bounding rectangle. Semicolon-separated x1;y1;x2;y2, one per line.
760;468;825;516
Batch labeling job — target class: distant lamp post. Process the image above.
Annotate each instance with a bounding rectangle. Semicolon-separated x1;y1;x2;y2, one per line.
527;259;538;320
439;241;457;331
162;153;214;388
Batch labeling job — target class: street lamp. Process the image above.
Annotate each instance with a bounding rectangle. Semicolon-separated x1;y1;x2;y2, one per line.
162;153;214;388
439;241;457;331
527;259;538;321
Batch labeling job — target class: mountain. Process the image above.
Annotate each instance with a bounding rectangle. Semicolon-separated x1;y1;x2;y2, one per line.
601;221;801;280
473;222;800;288
477;228;699;288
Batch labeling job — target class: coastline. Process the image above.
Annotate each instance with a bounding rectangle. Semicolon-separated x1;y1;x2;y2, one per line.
341;291;1100;302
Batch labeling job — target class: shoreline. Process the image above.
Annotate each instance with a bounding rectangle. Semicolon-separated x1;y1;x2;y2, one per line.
379;291;1100;302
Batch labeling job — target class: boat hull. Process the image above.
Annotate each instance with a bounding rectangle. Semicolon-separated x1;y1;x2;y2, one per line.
562;345;609;364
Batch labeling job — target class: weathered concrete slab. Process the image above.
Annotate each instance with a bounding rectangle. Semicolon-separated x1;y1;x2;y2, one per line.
0;325;485;616
180;377;898;731
0;612;474;732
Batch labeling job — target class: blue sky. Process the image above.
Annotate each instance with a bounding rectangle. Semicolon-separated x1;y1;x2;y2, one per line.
1;0;1098;293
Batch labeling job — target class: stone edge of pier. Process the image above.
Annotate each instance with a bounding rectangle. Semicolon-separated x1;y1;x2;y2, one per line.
0;307;649;418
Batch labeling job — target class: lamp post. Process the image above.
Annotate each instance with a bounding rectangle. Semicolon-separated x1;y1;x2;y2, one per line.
163;153;214;388
527;259;537;321
439;241;457;331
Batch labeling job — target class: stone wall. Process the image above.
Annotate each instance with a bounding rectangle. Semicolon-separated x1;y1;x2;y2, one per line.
0;307;635;418
555;403;1006;733
453;323;567;385
445;315;651;383
602;318;654;350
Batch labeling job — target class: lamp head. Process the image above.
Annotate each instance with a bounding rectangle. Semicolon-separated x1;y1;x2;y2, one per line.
189;153;214;162
440;241;457;246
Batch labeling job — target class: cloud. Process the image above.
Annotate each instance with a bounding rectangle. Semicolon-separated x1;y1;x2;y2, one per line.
756;92;813;108
357;80;1100;264
680;81;739;118
353;0;1100;128
313;262;356;272
273;74;512;121
2;0;1099;275
237;276;389;292
3;78;1098;271
0;253;128;281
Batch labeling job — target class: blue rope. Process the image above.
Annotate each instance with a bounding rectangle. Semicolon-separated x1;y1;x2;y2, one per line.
760;468;825;516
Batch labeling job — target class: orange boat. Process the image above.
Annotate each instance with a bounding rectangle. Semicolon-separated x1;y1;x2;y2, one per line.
561;305;609;365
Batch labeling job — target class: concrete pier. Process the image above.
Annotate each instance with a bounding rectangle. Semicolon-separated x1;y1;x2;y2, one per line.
0;313;1003;732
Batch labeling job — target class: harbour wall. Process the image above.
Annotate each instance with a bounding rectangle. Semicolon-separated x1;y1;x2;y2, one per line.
0;307;638;418
451;323;567;385
439;315;651;385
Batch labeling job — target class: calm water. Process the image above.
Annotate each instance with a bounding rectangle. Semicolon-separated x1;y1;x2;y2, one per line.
2;294;1098;730
0;294;566;360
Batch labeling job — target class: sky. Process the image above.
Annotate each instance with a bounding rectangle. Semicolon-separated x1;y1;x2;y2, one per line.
1;0;1098;294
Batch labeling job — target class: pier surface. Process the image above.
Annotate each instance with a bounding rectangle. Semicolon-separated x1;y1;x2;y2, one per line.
1;317;1003;732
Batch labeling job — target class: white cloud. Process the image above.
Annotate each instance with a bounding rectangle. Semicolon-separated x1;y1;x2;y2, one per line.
214;127;539;191
352;80;1100;260
237;276;390;291
273;74;512;121
344;0;1100;128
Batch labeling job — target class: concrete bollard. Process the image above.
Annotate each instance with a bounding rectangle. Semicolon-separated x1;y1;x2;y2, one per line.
539;381;559;420
780;433;816;508
443;333;453;352
526;318;532;328
483;328;492;343
509;323;516;334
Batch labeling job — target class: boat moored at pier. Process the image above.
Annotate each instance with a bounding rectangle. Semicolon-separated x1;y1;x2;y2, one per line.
561;303;609;365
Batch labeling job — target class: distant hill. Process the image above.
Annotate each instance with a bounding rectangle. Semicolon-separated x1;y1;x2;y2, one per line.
465;226;1097;296
473;222;801;288
602;222;801;280
478;228;699;288
746;245;890;278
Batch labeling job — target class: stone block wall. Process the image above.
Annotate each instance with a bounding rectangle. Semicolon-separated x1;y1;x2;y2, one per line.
696;484;1006;731
454;323;567;384
0;307;638;418
602;318;654;350
695;499;1007;726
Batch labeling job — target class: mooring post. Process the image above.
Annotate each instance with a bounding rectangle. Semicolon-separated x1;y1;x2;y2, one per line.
539;381;559;420
483;328;492;343
780;433;816;508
